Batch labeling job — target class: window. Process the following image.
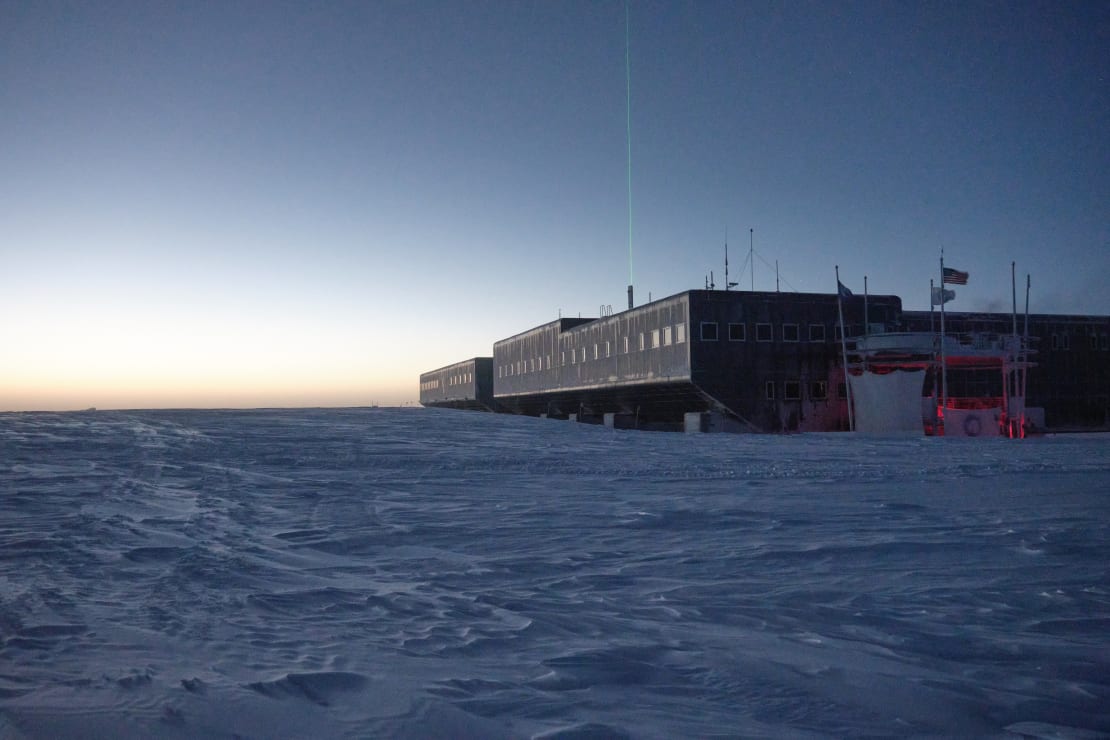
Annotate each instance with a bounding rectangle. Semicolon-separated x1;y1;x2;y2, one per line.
1062;334;1070;350
811;380;827;400
782;324;799;342
809;324;826;342
1090;334;1099;350
838;382;848;400
756;323;772;342
623;336;629;354
561;351;565;366
546;355;551;369
639;333;645;351
728;323;745;341
764;381;775;400
675;324;686;343
581;347;586;362
529;359;535;372
593;343;599;360
1051;334;1059;350
571;350;576;364
700;322;719;341
605;341;611;357
784;381;801;400
663;326;672;346
651;329;660;348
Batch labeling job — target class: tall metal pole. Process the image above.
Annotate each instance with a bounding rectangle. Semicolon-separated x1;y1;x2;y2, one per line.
1009;261;1018;435
1022;273;1031;435
939;251;947;424
929;279;936;335
724;228;729;291
750;228;754;292
930;278;937;421
864;275;869;338
836;265;854;432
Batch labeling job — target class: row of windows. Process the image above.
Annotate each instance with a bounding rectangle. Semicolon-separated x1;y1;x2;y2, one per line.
498;324;687;378
763;380;829;401
448;372;473;386
701;322;828;343
421;371;474;392
500;356;552;378
1051;333;1110;351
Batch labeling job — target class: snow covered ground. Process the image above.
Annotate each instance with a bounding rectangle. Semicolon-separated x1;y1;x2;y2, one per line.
1;408;1108;738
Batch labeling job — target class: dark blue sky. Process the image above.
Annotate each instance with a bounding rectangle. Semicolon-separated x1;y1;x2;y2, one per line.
2;0;1107;408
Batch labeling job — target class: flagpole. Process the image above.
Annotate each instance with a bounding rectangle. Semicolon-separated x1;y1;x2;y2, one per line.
864;275;869;338
836;265;854;432
1022;273;1031;435
1009;261;1018;436
929;279;935;335
930;278;937;424
941;250;950;421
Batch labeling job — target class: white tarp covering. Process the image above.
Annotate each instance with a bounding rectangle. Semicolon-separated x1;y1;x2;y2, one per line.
849;369;926;434
944;406;1002;437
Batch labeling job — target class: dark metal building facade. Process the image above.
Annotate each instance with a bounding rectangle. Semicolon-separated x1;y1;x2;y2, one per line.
492;303;694;422
418;357;496;411
419;290;1110;432
903;311;1110;429
488;290;901;431
685;290;900;431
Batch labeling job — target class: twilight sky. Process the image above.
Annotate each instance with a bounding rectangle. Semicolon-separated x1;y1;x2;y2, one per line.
2;0;1107;410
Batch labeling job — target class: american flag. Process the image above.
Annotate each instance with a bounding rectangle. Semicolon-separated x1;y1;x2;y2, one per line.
943;267;969;285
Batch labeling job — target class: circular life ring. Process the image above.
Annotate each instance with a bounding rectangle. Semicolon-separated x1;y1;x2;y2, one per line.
963;414;982;437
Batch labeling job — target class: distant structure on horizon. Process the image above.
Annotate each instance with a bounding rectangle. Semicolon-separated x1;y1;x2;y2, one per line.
418;288;1110;435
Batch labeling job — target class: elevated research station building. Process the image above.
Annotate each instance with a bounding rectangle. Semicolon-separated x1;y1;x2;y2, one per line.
419;288;1110;433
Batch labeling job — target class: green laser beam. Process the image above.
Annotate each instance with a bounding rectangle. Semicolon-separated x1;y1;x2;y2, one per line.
625;0;633;287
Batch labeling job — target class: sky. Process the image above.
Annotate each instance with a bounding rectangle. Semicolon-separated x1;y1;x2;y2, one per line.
2;0;1107;410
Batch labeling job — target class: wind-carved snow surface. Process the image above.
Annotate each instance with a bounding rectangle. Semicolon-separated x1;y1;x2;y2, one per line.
1;408;1108;738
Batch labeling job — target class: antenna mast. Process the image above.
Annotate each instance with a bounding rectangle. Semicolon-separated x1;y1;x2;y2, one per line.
724;227;729;291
